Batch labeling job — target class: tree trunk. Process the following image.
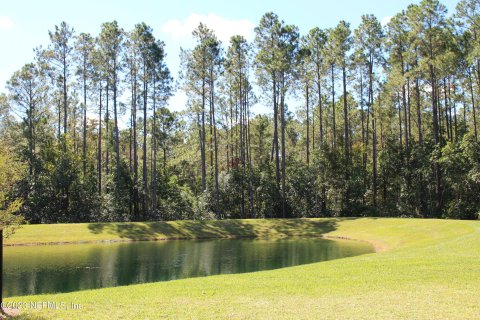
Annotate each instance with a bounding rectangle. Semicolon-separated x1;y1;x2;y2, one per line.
239;69;245;219
437;81;443;142
246;92;254;218
28;85;34;177
211;69;220;219
273;74;280;194
209;93;213;175
114;58;120;183
83;59;87;176
407;76;412;144
416;78;422;145
402;66;408;150
447;77;453;142
398;94;403;146
452;80;458;141
468;68;478;142
163;146;167;177
312;86;315;151
133;70;139;218
142;63;148;218
369;59;377;207
227;91;232;172
152;78;157;218
360;69;366;205
280;76;287;218
306;81;310;165
63;55;68;138
443;78;451;141
129;124;132;174
430;64;442;217
331;64;336;149
57;98;61;139
342;64;349;207
200;76;207;191
317;64;323;145
97;84;103;196
73;101;78;154
106;83;109;176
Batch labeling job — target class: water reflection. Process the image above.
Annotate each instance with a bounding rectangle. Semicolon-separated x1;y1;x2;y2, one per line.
4;237;373;297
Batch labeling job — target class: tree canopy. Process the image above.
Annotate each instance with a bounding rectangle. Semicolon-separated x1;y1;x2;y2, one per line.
1;1;480;225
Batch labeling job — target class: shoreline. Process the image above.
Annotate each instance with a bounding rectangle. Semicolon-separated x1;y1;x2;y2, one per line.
4;232;382;253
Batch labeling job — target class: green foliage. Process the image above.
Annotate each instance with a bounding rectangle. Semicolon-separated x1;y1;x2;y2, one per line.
440;134;480;219
16;136;101;223
285;158;320;218
103;158;132;222
153;173;196;221
203;164;281;219
0;145;24;237
2;6;480;225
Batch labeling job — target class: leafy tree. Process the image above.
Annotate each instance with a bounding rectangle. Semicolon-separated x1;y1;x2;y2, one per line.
440;134;480;219
297;37;314;164
74;32;95;176
0;144;24;237
255;13;299;217
305;27;328;146
225;35;255;217
1;8;480;224
99;21;124;185
408;0;449;215
150;39;172;217
39;22;75;138
7;63;48;177
254;12;283;205
354;14;384;206
181;23;220;194
0;141;24;309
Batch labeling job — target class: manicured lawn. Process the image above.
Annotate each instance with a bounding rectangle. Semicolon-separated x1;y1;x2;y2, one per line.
5;218;348;245
5;218;480;319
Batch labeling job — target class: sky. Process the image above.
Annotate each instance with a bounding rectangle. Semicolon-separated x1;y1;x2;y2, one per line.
0;0;461;118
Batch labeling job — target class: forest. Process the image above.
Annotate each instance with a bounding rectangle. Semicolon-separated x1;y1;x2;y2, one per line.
1;0;480;225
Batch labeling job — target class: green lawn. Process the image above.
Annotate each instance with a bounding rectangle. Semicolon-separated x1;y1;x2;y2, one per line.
5;218;351;245
5;218;480;319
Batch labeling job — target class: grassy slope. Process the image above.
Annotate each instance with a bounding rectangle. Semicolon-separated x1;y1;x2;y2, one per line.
6;218;480;319
5;218;351;245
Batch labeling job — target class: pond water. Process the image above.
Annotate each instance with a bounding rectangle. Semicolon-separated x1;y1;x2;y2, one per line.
4;237;373;297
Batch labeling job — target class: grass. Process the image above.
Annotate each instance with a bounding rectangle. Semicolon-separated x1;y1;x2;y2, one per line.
5;217;480;319
5;218;341;245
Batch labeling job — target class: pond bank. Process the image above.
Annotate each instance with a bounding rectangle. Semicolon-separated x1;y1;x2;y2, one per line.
5;218;345;246
6;218;480;319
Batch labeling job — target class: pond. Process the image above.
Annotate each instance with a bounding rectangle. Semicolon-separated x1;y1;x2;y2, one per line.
4;237;373;297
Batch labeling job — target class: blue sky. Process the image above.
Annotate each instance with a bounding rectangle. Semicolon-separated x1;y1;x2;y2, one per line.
0;0;460;115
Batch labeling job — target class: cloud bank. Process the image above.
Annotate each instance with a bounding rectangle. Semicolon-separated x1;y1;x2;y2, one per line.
0;16;14;30
161;13;255;43
381;16;392;27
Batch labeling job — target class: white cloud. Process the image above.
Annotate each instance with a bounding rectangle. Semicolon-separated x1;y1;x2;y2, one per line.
381;16;392;27
167;92;188;112
0;16;14;30
161;13;255;43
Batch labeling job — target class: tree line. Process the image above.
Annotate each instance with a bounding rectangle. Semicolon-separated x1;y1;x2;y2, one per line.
1;0;480;224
